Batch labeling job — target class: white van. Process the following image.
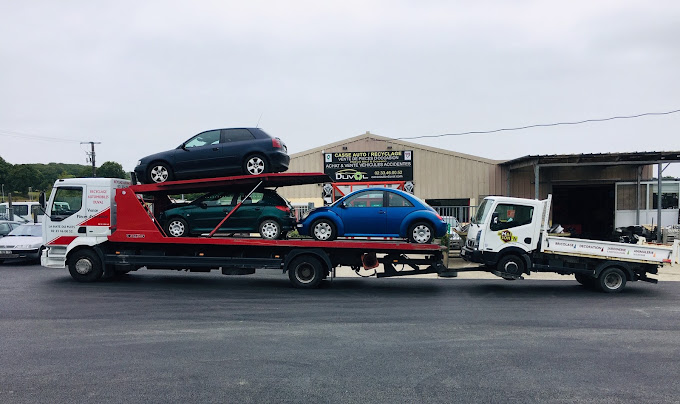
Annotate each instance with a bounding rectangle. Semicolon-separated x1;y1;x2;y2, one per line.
0;202;43;223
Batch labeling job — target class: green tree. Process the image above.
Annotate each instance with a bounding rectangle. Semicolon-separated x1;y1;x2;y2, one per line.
97;161;127;179
7;164;44;195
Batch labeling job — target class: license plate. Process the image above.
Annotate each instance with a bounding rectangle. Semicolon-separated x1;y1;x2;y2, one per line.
0;250;11;255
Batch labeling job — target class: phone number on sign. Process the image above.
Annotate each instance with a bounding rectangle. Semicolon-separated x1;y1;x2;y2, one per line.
374;170;403;176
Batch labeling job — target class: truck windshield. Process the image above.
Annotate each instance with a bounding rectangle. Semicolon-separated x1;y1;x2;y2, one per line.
472;199;492;224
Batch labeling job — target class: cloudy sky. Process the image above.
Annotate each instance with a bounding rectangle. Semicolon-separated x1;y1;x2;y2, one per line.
1;0;679;176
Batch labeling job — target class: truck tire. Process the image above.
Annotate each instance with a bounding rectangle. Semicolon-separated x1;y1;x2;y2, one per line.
166;218;189;237
259;219;281;240
288;255;325;288
497;254;524;276
409;221;434;244
575;273;595;287
311;219;336;241
598;267;627;293
68;249;104;282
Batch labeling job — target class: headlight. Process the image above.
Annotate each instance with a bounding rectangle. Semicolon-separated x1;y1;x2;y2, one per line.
17;243;42;249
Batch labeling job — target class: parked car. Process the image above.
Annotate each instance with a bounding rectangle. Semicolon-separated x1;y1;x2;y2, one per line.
297;188;447;243
158;189;296;239
134;128;290;183
0;223;44;263
0;220;23;237
442;216;464;250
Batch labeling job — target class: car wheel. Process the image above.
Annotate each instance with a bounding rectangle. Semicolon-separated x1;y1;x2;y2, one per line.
165;218;189;237
312;219;336;241
497;254;525;276
148;162;173;183
408;221;433;243
68;249;104;282
243;154;267;175
259;219;281;240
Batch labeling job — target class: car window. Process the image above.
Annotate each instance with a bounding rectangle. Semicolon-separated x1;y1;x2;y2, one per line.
216;195;235;206
238;192;264;205
490;203;534;231
200;192;231;207
222;129;255;142
9;225;42;237
344;191;384;208
13;205;29;216
185;130;221;148
0;223;9;233
387;192;413;207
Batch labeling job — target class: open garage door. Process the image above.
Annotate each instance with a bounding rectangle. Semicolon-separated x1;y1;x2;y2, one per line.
552;184;615;241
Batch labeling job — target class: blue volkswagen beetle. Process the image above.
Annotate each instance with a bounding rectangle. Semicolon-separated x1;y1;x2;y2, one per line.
297;188;447;243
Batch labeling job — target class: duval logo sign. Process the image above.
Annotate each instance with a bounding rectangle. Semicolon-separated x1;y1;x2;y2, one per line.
335;169;368;181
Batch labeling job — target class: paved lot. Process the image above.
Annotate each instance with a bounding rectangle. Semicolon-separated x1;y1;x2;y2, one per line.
2;262;680;403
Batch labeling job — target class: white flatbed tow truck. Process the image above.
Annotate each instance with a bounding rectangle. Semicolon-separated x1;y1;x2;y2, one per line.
461;195;676;292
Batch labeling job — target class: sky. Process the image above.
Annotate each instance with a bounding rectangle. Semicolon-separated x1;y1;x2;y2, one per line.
1;0;680;177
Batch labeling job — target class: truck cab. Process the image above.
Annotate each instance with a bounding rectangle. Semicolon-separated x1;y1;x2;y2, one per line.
42;178;131;268
462;196;550;275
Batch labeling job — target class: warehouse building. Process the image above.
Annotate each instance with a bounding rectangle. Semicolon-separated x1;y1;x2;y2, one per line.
279;132;680;240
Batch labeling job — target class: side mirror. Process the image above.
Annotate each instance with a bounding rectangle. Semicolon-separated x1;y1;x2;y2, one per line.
39;192;46;210
490;212;500;231
339;201;347;208
199;202;207;209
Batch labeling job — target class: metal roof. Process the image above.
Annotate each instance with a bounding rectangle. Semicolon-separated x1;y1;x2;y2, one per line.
500;151;680;169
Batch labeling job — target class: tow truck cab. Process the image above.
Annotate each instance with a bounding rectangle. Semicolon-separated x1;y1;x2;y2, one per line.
461;196;550;267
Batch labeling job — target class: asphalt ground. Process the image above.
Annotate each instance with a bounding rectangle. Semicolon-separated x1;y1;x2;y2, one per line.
2;261;680;403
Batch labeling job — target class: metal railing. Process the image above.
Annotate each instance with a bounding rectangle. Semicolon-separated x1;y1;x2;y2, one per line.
433;206;476;223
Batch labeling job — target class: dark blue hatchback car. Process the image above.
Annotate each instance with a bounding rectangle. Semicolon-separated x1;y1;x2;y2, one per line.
134;128;290;183
297;188;447;244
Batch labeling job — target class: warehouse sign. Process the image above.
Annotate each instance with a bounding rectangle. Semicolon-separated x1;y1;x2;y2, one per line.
324;150;413;182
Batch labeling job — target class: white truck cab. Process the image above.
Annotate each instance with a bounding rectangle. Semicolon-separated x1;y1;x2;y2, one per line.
462;195;549;271
42;178;130;268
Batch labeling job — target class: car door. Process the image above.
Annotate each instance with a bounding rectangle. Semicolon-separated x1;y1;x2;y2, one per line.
384;191;415;236
190;192;235;233
173;130;223;176
338;190;387;236
221;129;257;173
225;191;264;232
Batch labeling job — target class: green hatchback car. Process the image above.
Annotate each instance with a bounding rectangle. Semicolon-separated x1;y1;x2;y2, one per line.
158;189;296;239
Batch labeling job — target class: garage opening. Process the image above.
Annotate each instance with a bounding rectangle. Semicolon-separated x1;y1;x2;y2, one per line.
551;184;615;241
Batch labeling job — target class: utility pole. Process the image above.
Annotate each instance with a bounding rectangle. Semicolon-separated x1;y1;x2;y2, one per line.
81;141;101;177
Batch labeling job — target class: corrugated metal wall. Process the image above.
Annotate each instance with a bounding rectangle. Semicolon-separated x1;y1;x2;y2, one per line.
278;134;503;205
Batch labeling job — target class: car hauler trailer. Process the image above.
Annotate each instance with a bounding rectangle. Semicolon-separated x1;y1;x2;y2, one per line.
41;174;446;288
461;195;676;293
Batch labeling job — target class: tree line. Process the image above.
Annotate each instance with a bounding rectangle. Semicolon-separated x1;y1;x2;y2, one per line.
0;155;128;200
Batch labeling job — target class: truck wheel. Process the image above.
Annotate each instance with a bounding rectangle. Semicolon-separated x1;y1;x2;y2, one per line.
68;249;104;282
148;162;173;183
259;219;281;239
288;255;325;288
575;273;596;288
165;218;189;237
312;219;336;241
409;222;433;244
598;267;627;293
243;154;268;175
497;255;525;276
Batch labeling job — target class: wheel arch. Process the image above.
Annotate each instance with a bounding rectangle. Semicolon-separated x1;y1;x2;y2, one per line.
309;213;344;236
400;212;437;238
493;247;532;269
594;260;634;281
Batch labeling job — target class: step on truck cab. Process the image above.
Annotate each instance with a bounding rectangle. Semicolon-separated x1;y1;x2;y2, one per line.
41;174;447;288
461;195;676;293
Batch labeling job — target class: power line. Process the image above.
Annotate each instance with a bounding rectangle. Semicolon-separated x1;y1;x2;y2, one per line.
396;108;680;140
0;130;82;143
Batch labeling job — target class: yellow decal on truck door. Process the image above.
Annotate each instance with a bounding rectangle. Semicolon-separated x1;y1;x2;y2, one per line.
498;230;517;243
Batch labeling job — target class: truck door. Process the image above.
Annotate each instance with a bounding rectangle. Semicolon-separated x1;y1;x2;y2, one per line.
44;186;86;245
484;202;536;253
